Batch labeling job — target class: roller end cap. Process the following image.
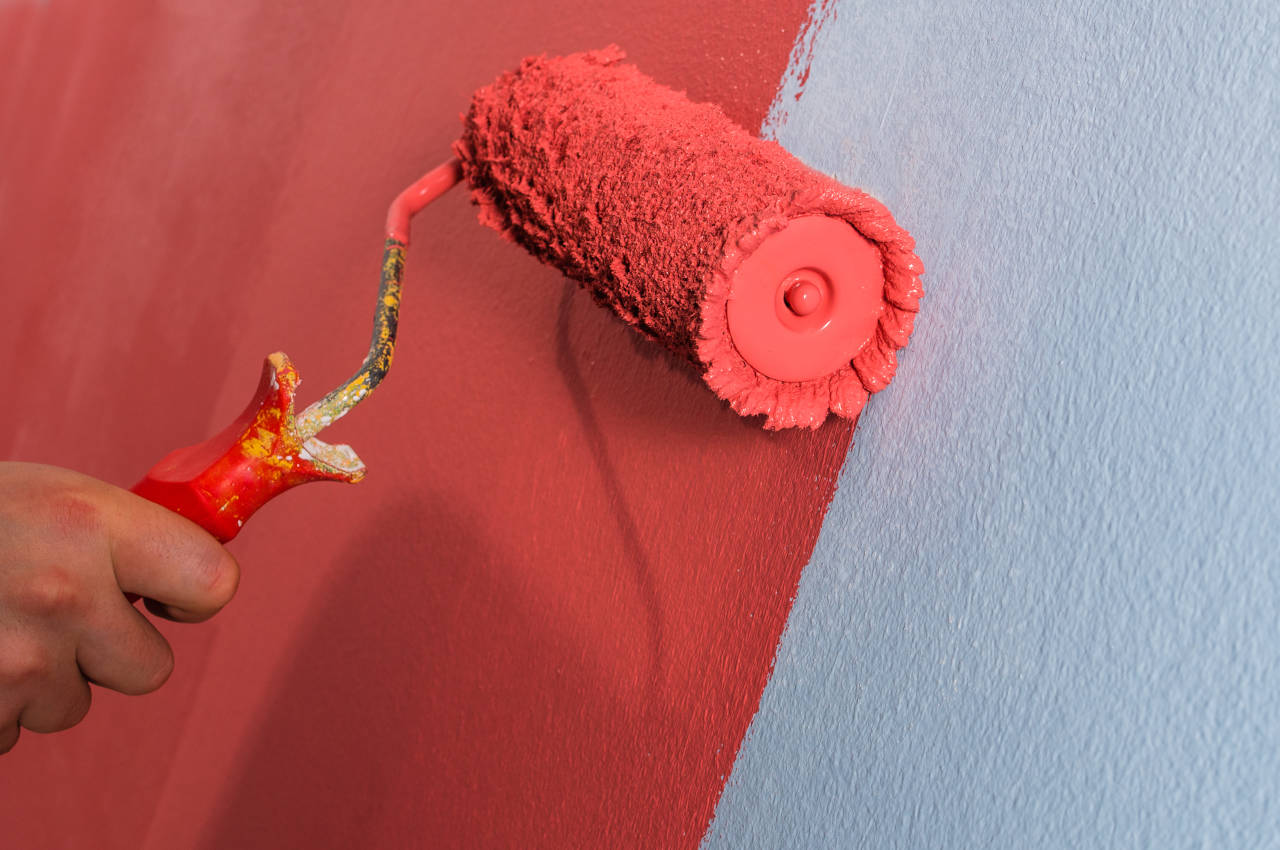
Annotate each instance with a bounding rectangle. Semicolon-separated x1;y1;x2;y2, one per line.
726;215;885;383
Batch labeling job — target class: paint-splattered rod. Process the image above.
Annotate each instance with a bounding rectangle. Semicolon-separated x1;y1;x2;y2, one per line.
133;157;467;541
295;158;464;441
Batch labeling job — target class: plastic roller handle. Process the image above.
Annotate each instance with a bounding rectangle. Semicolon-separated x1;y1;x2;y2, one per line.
130;353;363;542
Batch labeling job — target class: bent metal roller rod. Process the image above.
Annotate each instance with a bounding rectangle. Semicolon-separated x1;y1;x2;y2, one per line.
129;159;464;543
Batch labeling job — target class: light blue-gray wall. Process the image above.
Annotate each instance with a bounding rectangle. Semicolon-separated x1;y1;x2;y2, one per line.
707;0;1279;846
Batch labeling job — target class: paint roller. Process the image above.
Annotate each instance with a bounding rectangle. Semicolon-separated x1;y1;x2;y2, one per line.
131;46;923;541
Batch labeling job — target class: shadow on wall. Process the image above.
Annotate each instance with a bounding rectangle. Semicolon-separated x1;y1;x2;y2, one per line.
198;492;649;848
555;286;666;687
198;287;717;848
195;275;850;847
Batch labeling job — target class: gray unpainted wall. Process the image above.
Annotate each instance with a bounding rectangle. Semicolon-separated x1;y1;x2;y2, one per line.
706;0;1279;846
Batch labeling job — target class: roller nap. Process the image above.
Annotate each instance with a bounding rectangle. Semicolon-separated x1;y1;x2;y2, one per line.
455;46;923;429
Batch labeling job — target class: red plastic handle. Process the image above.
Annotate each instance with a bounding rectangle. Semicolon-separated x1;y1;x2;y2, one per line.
130;353;362;542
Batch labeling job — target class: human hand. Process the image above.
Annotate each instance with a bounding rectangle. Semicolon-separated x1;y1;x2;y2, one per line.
0;462;240;754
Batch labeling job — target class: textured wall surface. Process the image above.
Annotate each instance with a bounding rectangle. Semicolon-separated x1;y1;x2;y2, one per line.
706;0;1279;846
0;2;835;848
5;0;1277;846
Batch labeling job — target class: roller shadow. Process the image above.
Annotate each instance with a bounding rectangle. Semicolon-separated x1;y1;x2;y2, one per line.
197;283;849;849
554;285;665;694
198;491;675;848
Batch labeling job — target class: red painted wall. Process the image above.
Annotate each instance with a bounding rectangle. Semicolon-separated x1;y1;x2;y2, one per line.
0;2;844;847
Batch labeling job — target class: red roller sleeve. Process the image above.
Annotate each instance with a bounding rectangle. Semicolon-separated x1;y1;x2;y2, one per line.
455;46;924;429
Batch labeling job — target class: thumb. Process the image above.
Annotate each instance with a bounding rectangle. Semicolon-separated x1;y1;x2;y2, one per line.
102;486;241;623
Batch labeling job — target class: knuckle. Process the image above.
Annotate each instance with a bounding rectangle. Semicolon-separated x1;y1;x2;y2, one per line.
0;642;51;687
15;565;89;619
42;491;107;541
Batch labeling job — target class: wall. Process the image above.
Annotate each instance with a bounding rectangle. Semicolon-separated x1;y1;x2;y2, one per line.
0;1;840;847
6;1;1275;846
707;0;1280;846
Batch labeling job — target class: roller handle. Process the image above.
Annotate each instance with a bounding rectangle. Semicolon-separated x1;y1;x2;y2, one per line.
129;352;364;543
129;158;465;543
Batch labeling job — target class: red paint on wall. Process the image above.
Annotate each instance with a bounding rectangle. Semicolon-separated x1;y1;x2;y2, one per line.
0;2;844;848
